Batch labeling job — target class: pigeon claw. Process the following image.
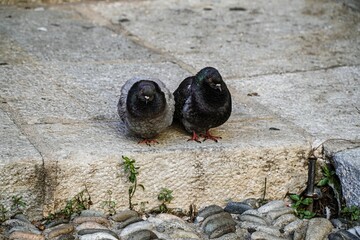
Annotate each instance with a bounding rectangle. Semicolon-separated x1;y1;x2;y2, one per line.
201;130;222;142
187;131;202;143
138;139;159;146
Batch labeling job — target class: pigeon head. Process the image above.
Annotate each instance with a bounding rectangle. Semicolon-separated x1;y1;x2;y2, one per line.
138;84;155;104
127;80;166;118
196;67;225;93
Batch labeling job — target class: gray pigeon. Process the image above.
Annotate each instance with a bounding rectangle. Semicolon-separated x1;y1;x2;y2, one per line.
118;77;175;145
173;67;232;142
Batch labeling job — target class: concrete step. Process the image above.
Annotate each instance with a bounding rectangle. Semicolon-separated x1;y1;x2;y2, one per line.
1;0;359;220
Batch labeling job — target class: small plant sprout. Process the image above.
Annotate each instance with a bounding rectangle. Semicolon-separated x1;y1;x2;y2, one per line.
101;190;117;215
11;195;26;214
289;194;316;219
341;205;360;221
45;187;92;222
158;188;174;213
122;156;145;210
0;203;8;223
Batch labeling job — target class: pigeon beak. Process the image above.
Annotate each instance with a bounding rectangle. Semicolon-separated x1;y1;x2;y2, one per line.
215;83;222;92
144;95;150;104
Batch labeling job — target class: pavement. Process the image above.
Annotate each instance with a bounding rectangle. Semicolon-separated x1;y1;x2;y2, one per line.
0;0;359;219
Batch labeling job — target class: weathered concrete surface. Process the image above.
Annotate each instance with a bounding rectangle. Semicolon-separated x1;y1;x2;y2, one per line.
0;108;44;219
89;0;360;78
0;0;359;219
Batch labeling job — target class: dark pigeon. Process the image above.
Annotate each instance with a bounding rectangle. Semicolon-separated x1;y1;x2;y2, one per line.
173;67;232;142
118;77;175;145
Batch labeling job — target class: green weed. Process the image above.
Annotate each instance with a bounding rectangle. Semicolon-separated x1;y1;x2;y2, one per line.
289;194;316;219
122;156;144;210
158;188;174;213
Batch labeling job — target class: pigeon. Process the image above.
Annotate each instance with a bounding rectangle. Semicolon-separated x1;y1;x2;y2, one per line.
118;77;175;145
173;67;232;142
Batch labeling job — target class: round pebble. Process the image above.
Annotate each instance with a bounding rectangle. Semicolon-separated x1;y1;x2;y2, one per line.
238;214;268;225
305;218;333;240
8;231;45;240
258;201;286;214
76;221;108;231
111;210;138;222
197;205;224;221
79;232;119;240
47;223;74;239
73;216;110;227
224;201;253;214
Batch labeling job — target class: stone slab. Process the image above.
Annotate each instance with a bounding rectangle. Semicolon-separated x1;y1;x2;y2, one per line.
89;0;360;78
22;91;311;214
0;107;44;219
0;4;314;218
0;6;163;64
228;66;360;140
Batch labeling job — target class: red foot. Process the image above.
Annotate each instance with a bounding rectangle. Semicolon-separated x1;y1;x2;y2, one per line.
138;139;159;146
187;131;201;143
201;130;222;142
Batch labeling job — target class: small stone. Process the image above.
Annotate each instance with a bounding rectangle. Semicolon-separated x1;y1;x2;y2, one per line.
8;226;42;235
209;224;236;239
242;209;264;218
355;226;360;236
251;231;287;240
111;210;138;222
120;221;154;238
118;217;143;229
242;198;262;209
236;228;251;239
47;224;74;239
197;205;224;220
8;231;45;240
73;216;110;227
238;214;268;225
331;218;347;229
57;234;75;240
348;227;360;237
79;232;118;240
13;214;32;224
328;230;360;240
258;201;286;214
293;220;308;240
266;207;295;220
123;229;158;240
239;221;282;237
272;214;297;228
80;210;106;218
78;229;119;239
170;229;200;239
213;232;241;240
283;219;304;234
305;218;333;240
224;201;253;214
148;213;195;234
46;219;69;228
201;212;236;237
76;221;108;231
3;219;38;229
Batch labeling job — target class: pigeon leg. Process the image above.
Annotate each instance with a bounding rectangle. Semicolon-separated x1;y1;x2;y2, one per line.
201;130;222;142
187;131;201;143
138;139;159;146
